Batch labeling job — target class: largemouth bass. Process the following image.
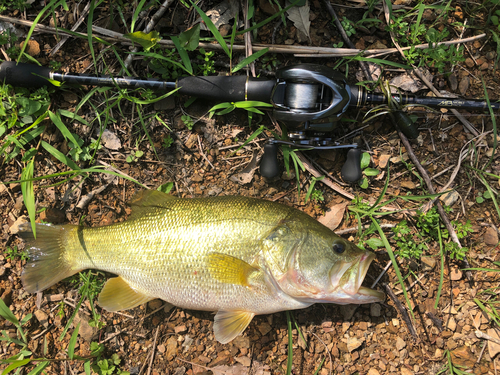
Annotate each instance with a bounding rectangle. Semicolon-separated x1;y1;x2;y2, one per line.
20;191;384;343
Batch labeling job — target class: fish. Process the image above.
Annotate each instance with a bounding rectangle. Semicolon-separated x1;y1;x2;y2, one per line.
20;190;384;344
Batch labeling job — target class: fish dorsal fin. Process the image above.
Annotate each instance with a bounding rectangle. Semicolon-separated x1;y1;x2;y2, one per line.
128;190;178;219
214;310;255;344
98;276;153;312
129;190;177;207
207;253;259;287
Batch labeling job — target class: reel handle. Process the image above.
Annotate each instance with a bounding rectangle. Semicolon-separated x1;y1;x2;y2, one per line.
260;143;280;178
260;140;363;183
341;148;363;183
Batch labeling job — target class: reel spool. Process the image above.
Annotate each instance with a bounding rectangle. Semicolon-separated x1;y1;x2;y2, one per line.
271;64;351;123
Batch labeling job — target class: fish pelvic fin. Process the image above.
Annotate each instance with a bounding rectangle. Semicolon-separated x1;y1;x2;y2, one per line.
20;223;80;293
98;276;153;312
207;253;259;287
214;310;255;344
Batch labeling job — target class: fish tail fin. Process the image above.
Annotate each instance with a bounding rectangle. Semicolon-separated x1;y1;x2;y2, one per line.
19;223;80;293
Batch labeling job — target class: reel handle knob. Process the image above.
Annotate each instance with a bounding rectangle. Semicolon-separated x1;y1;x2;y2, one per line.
341;148;362;183
260;142;280;178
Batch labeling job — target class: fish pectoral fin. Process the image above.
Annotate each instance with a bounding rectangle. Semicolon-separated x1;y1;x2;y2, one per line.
214;310;255;344
98;276;153;312
207;253;259;287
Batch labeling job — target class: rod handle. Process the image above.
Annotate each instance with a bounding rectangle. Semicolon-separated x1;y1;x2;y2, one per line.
0;62;52;88
341;148;362;183
177;75;275;102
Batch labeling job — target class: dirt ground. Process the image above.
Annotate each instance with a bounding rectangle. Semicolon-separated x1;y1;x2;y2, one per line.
1;0;500;374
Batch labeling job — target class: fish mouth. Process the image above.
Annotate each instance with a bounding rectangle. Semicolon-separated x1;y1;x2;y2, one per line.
329;252;385;304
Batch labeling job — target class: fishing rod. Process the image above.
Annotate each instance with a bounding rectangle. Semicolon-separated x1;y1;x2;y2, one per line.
1;61;498;182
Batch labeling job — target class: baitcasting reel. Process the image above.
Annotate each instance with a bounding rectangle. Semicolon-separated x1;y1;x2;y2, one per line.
262;64;361;182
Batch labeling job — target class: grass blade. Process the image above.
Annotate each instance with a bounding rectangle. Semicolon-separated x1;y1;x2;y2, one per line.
285;311;293;375
354;56;411;69
434;225;445;309
1;358;31;375
67;323;80;359
41;141;80;170
232;48;269;73
0;297;19;326
171;36;193;75
87;0;97;71
190;1;230;58
26;361;49;375
17;0;66;63
371;217;415;321
21;158;36;238
48;110;81;152
130;0;148;33
236;0;301;36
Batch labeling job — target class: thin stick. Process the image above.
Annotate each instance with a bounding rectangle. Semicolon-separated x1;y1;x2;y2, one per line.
50;1;91;55
99;328;128;344
308;331;333;375
475;330;500;345
123;0;175;70
383;283;418;338
97;160;148;188
144;302;172;319
197;135;215;170
394;273;426;296
146;327;160;375
243;0;256;77
0;15;485;58
398;131;474;282
476;340;487;363
371;260;395;289
324;0;373;81
296;152;355;200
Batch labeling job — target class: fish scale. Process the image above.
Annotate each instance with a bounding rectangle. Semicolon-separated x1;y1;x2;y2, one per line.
20;191;385;343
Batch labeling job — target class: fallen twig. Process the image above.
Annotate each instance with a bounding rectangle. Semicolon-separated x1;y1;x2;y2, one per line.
123;0;175;70
146;326;160;375
398;131;474;283
382;282;418;339
475;330;500;345
50;1;91;55
296;152;355;200
0;15;485;59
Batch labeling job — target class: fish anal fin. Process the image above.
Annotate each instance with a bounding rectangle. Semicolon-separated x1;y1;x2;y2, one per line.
207;253;258;287
214;310;255;344
98;276;153;312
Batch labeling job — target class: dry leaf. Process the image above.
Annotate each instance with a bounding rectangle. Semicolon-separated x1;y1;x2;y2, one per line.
472;311;481;329
202;0;240;30
100;129;122;150
487;328;500;358
230;150;259;185
286;0;311;42
318;202;348;230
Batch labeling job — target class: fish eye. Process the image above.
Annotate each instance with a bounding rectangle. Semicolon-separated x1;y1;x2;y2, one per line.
332;241;345;254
